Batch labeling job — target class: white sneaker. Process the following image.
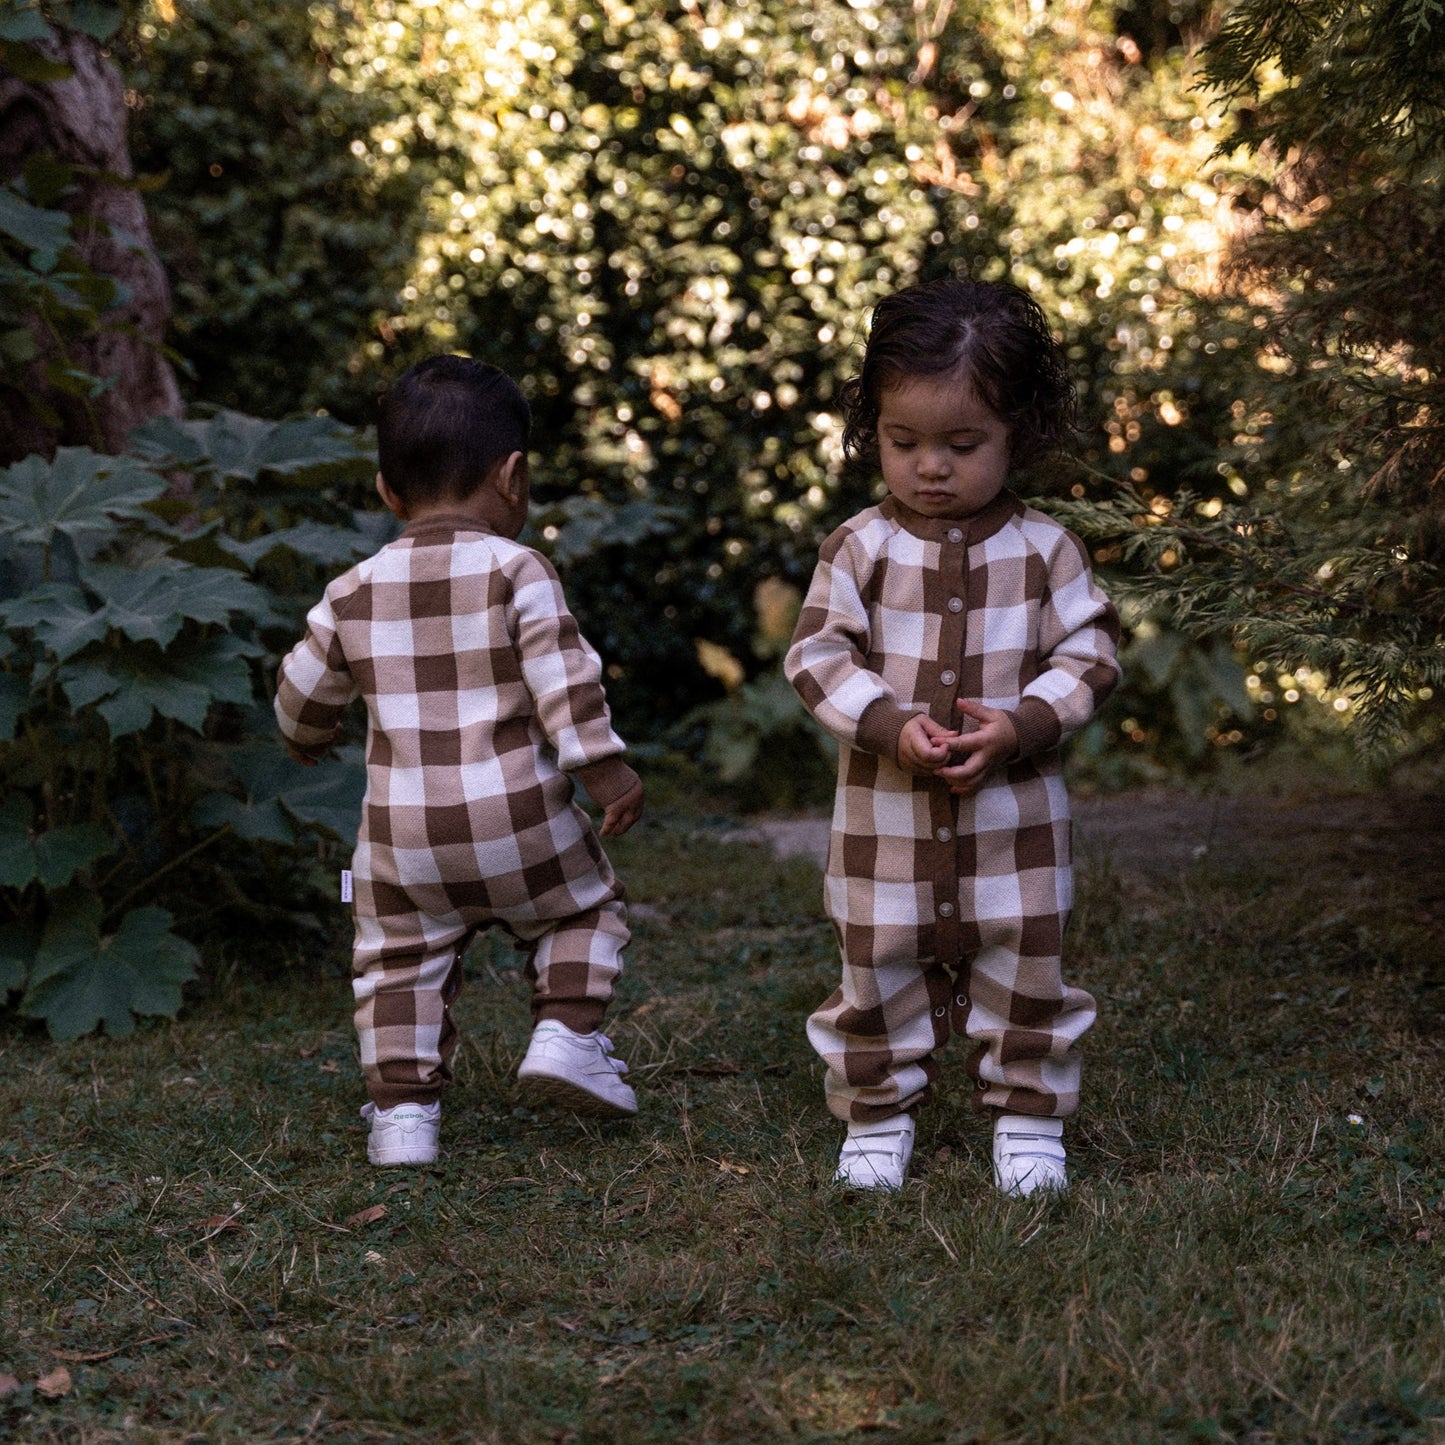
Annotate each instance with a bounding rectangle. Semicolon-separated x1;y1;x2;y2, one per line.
516;1020;638;1117
993;1113;1067;1197
835;1115;916;1191
360;1100;440;1166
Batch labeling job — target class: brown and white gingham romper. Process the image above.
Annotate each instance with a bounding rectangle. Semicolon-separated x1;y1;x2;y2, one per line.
785;491;1120;1124
275;513;639;1109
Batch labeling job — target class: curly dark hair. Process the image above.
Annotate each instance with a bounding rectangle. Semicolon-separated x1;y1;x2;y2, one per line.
839;279;1077;468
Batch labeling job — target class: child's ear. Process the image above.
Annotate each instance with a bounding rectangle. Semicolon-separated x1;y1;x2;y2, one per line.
375;471;409;520
492;450;529;507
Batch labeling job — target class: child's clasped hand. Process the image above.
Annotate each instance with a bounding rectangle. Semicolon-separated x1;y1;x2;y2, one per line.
897;699;1019;795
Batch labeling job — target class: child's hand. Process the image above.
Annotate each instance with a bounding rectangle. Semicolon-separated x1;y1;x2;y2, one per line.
934;700;1018;795
897;713;960;775
599;779;644;837
284;725;341;767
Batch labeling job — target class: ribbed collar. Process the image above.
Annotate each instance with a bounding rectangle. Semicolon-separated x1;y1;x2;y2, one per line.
880;489;1024;544
399;511;500;541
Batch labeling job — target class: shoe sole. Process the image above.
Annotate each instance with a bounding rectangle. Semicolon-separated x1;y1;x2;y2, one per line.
993;1170;1067;1197
369;1145;439;1166
833;1169;905;1191
517;1069;637;1118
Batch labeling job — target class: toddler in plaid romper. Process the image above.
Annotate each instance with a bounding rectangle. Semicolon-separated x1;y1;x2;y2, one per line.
276;356;644;1166
785;280;1120;1195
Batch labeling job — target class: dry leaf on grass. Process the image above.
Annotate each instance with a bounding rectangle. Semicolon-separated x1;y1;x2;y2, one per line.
35;1366;71;1399
713;1158;751;1176
346;1203;388;1228
194;1214;243;1231
187;1211;244;1240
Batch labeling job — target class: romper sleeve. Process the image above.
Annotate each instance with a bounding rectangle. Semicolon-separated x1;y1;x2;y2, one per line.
1006;529;1122;760
784;528;921;762
274;589;360;753
509;550;639;807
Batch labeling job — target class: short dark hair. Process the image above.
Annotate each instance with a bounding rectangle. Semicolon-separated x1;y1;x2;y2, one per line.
840;279;1076;468
376;354;532;505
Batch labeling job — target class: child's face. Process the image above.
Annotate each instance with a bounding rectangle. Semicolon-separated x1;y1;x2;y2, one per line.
876;372;1011;520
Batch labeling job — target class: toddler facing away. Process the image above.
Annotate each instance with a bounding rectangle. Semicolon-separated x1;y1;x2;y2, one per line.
276;355;644;1167
785;279;1121;1196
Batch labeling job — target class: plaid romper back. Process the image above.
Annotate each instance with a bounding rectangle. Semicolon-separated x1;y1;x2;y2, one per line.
276;514;638;1109
786;491;1121;1124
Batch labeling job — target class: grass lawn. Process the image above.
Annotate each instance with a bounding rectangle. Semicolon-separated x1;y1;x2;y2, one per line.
3;789;1444;1443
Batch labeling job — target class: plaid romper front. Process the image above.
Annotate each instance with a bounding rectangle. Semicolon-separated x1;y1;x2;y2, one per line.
276;513;638;1109
785;491;1121;1123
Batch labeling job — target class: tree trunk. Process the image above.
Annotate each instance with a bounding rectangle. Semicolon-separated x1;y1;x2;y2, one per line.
0;26;181;463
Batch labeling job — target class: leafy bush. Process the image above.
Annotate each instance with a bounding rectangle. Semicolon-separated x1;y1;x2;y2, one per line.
1060;0;1445;754
127;0;1261;739
0;417;379;1038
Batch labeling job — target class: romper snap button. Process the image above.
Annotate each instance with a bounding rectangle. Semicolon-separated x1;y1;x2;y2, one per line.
947;528;963;544
975;1077;988;1090
934;1006;946;1018
948;596;964;613
937;901;954;917
955;995;968;1007
940;669;957;686
935;826;952;843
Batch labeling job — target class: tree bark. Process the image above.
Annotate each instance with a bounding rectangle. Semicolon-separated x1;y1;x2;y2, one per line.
0;26;181;463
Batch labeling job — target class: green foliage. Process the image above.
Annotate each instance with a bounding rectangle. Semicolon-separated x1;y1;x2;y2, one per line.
127;0;1252;737
1066;0;1445;756
679;669;836;808
0;420;378;1038
122;2;422;413
22;891;197;1040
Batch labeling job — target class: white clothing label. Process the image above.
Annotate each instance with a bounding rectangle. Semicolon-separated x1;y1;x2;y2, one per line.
341;869;353;903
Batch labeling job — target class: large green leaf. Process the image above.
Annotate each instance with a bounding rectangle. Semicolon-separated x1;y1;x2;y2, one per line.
0;922;37;995
191;791;295;844
59;633;259;737
130;410;369;482
0;9;51;42
21;892;198;1040
81;562;272;644
191;750;298;844
31;823;115;887
63;1;124;42
276;744;367;842
0;187;71;254
198;740;362;843
0;797;114;888
3;562;270;662
0;582;108;660
0;449;166;547
215;520;377;570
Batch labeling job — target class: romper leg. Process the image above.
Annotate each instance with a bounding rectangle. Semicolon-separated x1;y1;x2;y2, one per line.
519;898;629;1034
957;782;1096;1118
808;913;955;1124
351;877;474;1110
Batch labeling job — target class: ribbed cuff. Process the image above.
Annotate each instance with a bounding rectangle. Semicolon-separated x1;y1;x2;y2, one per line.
574;755;640;807
1006;697;1062;760
856;697;920;763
